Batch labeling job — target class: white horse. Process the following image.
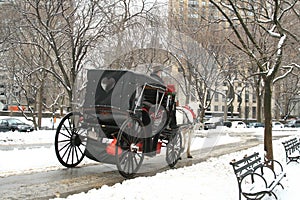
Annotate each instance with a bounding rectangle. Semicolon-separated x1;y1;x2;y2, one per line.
176;106;196;158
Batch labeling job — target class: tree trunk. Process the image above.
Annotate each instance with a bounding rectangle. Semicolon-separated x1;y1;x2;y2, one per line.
256;83;262;122
37;78;44;129
224;96;228;121
263;80;273;168
257;98;262;122
199;108;205;123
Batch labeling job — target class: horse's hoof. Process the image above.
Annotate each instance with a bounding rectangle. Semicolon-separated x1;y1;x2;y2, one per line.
187;155;193;159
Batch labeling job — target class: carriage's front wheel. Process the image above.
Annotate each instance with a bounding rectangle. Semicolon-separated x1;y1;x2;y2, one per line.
55;112;87;168
116;117;145;178
166;130;182;168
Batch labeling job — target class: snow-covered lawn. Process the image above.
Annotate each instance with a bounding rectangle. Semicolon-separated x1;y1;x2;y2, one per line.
1;116;300;199
50;138;300;200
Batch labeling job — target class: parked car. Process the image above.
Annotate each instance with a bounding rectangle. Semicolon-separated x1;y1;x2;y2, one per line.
0;120;10;132
0;118;34;132
223;121;232;128
204;122;216;130
231;121;247;128
248;122;265;128
272;121;284;129
284;120;300;128
203;117;223;130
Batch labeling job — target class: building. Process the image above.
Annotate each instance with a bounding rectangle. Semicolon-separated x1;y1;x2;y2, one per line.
167;0;259;121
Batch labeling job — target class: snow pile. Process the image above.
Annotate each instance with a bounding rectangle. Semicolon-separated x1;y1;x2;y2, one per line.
0;130;54;145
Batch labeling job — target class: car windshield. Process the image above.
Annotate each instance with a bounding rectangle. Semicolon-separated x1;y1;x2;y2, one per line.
7;119;24;125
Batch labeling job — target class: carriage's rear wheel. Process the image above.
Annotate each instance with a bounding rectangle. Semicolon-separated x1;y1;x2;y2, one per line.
116;117;145;178
55;112;87;168
166;130;182;168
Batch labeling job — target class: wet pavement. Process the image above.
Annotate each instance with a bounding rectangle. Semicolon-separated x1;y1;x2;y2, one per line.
0;135;265;200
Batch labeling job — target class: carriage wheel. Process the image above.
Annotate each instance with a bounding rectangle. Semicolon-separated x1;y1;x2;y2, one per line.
55;112;87;168
166;130;182;168
116;117;145;178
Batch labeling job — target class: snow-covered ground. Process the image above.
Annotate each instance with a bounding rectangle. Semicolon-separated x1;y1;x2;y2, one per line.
1;116;300;199
51;141;300;200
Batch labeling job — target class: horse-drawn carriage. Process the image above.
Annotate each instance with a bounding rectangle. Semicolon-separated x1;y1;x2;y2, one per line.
54;69;183;178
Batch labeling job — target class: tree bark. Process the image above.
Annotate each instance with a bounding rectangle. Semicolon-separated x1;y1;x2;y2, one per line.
38;77;44;129
256;89;262;122
263;80;273;168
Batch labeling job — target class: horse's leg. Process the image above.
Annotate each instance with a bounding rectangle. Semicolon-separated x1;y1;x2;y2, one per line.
187;128;193;158
182;129;186;152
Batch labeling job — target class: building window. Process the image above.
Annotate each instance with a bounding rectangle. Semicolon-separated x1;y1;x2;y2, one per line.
252;107;256;119
214;93;219;102
188;0;199;7
252;93;256;103
214;105;218;111
245;91;249;103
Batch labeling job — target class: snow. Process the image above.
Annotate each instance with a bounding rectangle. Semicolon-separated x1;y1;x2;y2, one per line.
1;116;300;200
49;140;300;200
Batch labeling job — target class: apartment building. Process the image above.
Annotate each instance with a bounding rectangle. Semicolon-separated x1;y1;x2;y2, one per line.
167;0;259;120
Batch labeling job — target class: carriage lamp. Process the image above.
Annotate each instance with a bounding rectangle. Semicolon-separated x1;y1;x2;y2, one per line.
100;77;116;92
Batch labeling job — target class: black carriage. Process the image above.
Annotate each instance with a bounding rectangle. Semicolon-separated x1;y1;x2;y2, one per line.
54;69;182;178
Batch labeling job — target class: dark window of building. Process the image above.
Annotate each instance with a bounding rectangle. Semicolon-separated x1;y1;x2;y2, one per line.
252;107;256;119
214;105;218;111
214;93;219;102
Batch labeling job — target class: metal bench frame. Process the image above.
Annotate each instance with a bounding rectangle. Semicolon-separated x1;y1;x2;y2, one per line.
230;152;286;200
282;137;300;164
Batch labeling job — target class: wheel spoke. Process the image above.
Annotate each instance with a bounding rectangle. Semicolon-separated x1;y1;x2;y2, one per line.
76;145;84;156
58;139;71;143
72;146;75;164
61;144;71;161
63;124;73;137
123;154;130;173
129;153;134;174
58;141;71;153
67;117;73;130
59;130;71;139
74;146;81;162
66;145;72;164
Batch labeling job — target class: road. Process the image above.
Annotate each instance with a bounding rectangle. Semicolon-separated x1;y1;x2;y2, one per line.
0;135;264;200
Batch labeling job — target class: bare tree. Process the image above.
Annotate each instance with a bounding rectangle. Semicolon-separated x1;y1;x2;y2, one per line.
9;0;158;110
209;0;300;163
275;69;300;119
